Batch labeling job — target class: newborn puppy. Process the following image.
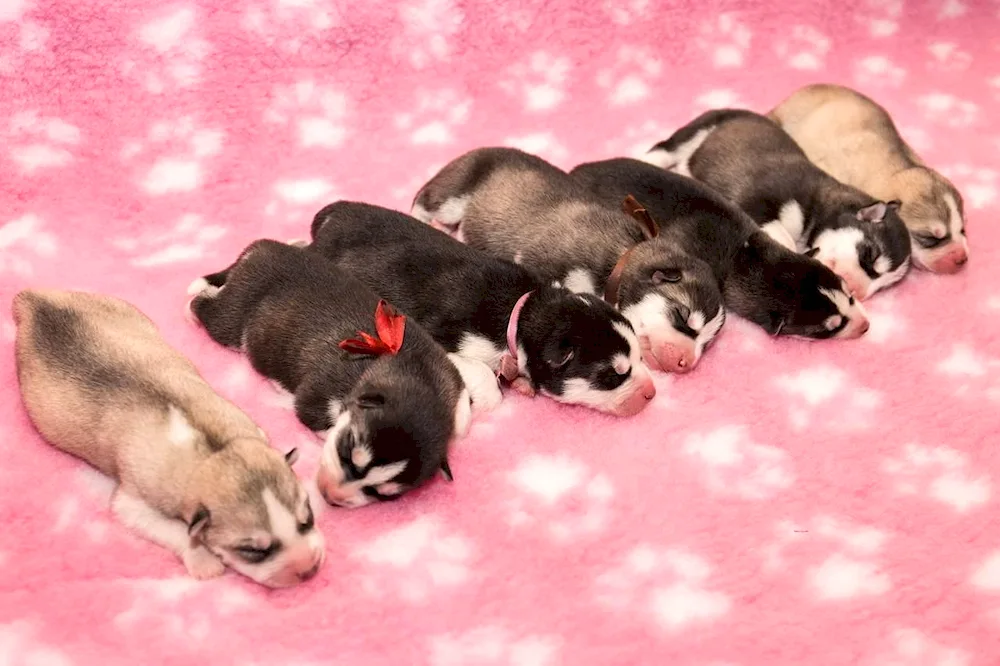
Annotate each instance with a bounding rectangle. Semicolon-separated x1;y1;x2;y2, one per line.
13;289;325;587
187;239;488;508
768;83;969;274
410;147;724;374
570;158;870;339
303;200;656;418
644;108;912;300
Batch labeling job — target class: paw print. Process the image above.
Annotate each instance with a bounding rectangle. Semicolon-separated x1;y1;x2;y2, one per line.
853;55;907;88
5;110;81;174
683;426;794;500
121;116;225;195
0;214;57;277
351;516;474;603
606;118;678;160
696;13;752;68
0;622;74;666
602;0;650;25
0;1;50;76
261;177;338;227
595;545;731;630
916;92;979;128
773;365;883;431
883;443;991;513
694;88;747;112
774;25;830;70
938;0;967;18
115;576;252;637
595;45;662;106
856;0;903;37
502;133;569;165
391;0;464;69
928;41;972;71
264;80;349;149
242;0;340;50
112;213;226;268
860;628;971;666
395;88;472;145
429;626;562;666
498;52;572;112
863;292;909;344
123;6;209;94
936;343;1000;401
505;454;614;542
972;551;1000;592
938;164;997;209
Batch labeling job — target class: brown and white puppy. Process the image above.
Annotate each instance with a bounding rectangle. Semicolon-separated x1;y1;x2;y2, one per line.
187;239;491;508
768;83;969;274
410;147;725;374
644;109;913;300
13;289;325;587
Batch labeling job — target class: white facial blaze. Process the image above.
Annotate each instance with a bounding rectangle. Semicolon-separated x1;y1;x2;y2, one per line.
318;412;410;508
944;193;968;252
697;307;726;357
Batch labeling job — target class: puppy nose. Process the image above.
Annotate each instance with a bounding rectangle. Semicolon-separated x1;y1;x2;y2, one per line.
298;561;321;581
955;254;968;266
857;319;870;335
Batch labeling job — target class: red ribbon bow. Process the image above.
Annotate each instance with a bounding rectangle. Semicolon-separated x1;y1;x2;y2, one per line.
339;300;406;356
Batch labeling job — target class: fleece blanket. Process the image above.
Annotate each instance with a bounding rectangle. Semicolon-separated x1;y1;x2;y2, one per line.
2;0;1000;664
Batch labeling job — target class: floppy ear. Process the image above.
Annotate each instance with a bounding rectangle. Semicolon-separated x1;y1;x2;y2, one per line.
440;459;454;482
886;199;901;211
857;202;889;224
188;505;211;538
357;392;386;409
285;448;299;466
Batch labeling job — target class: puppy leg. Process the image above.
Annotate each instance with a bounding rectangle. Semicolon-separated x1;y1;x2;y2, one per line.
111;488;225;580
294;375;349;435
447;353;503;412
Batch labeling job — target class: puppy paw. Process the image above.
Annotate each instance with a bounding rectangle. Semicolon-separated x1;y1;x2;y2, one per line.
183;546;225;580
511;377;536;398
447;354;504;412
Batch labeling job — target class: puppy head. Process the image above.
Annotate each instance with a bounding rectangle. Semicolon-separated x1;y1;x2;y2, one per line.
516;287;656;417
889;168;969;274
811;200;912;300
614;240;725;374
316;360;457;509
183;431;325;589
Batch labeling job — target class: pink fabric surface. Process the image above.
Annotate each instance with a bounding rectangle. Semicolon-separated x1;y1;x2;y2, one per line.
2;0;1000;664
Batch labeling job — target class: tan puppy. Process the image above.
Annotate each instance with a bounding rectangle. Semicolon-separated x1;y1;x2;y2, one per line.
13;289;325;587
769;83;969;274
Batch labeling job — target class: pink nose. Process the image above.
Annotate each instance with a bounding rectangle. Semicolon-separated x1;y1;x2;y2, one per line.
652;343;697;374
932;250;968;274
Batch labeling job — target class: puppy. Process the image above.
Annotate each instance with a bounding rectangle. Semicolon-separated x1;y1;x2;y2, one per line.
570;158;870;339
302;200;657;417
13;289;325;587
644;108;912;300
409;147;724;374
187;239;491;508
768;83;969;274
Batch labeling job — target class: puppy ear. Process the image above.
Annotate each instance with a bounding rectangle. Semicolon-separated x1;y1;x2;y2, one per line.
766;312;786;337
886;199;901;211
357;392;386;409
857;202;889;224
804;246;821;258
284;448;299;466
440;459;454;482
188;505;211;538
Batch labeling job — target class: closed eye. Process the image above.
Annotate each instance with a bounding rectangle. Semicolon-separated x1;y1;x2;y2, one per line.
235;543;280;564
915;233;946;249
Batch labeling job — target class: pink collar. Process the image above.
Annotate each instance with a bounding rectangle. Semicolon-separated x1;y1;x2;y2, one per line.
498;291;531;382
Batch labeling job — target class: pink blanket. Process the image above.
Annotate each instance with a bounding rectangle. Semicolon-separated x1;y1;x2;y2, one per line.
3;0;999;664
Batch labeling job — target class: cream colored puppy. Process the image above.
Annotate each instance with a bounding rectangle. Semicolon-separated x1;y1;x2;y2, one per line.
13;289;325;587
769;83;969;274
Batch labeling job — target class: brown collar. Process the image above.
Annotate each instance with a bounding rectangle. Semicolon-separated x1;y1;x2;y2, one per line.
603;195;660;306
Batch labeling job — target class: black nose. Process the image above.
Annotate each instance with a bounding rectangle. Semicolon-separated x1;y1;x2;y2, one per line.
298;561;321;581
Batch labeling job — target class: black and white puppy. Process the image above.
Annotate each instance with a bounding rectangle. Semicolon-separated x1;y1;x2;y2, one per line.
643;109;912;300
302;200;657;417
570;158;870;339
409;147;724;374
187;239;490;508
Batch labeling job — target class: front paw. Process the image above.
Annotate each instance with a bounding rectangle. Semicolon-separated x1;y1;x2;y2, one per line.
510;377;536;397
183;546;225;580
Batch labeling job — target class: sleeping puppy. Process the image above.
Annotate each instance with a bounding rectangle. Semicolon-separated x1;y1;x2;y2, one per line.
570;158;870;339
187;239;492;508
644;108;912;300
302;200;657;418
409;147;724;374
768;83;969;274
13;289;325;587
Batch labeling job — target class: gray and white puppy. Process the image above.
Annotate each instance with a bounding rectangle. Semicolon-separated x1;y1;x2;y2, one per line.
570;158;870;339
768;83;969;274
14;289;325;587
302;201;657;418
644;109;912;300
187;239;493;508
410;147;725;374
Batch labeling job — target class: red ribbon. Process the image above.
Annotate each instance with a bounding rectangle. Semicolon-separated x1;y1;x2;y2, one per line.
339;300;406;356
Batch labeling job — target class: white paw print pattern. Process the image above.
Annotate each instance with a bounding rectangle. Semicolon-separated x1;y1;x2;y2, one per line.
123;6;209;94
595;545;731;631
928;41;972;71
863;294;909;344
936;343;1000;401
916;92;979;128
860;628;970;666
115;576;252;639
6;110;81;174
938;164;997;209
694;88;747;112
264;80;349;149
854;55;907;88
351;516;474;603
683;425;794;500
112;213;226;268
883;443;992;512
0;622;73;666
429;626;562;666
0;214;57;277
395;88;472;145
262;176;338;226
392;0;464;69
243;0;340;50
499;52;572;112
697;13;752;68
938;0;967;18
856;0;904;37
774;365;883;432
608;119;675;160
0;1;50;76
595;45;662;106
506;453;614;542
502;133;570;166
972;550;1000;592
121;116;225;195
601;0;650;25
774;25;830;70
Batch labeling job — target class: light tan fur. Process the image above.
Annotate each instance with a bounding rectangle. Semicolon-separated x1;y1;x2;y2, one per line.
769;83;969;272
13;289;325;587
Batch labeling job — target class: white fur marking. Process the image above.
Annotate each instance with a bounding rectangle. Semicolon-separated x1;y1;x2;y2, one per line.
562;268;597;295
434;195;470;225
410;202;432;223
776;200;805;242
697;307;725;357
447;353;502;412
612;353;630;375
165;406;198;446
351;445;372;469
944;193;968;252
866;257;910;298
819;286;852;317
873;255;891;275
456;333;505;371
688;310;705;332
641;127;713;177
185;276;218;297
453;388;473;439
